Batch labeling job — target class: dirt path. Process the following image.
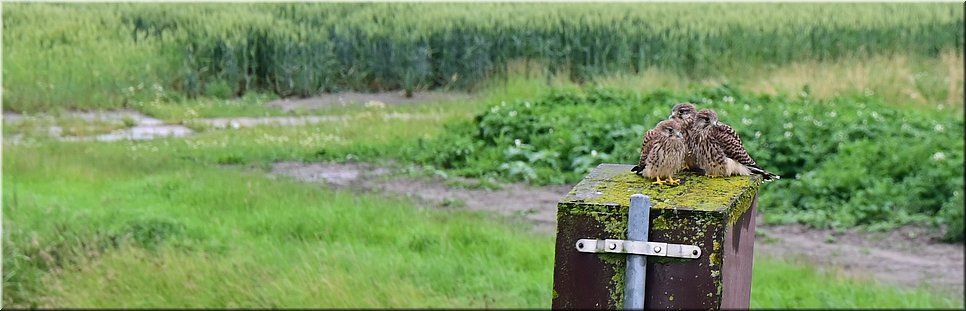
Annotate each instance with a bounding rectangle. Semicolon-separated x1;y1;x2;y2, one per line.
756;223;964;297
271;161;569;234
265;91;473;112
270;161;964;297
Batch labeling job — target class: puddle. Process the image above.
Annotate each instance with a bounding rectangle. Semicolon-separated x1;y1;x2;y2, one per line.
86;125;194;142
4;110;441;143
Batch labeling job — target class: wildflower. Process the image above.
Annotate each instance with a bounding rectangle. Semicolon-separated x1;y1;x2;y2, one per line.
932;152;946;161
742;118;752;125
754;131;762;139
783;122;794;129
514;139;522;147
723;96;735;103
784;131;792;139
509;110;517;117
934;124;945;133
591;150;598;157
827;111;837;118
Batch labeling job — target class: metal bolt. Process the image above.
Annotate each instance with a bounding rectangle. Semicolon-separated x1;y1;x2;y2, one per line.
654;246;662;253
577;242;584;249
609;243;617;250
692;250;699;256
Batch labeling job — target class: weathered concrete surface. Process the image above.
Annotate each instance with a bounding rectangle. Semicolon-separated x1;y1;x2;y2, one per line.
552;164;761;310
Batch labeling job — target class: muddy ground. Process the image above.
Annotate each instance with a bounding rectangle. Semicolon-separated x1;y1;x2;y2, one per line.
269;161;965;297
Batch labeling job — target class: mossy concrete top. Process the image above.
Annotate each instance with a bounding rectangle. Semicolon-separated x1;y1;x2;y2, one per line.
560;163;762;215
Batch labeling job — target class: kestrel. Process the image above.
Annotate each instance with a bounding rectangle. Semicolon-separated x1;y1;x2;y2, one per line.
630;102;697;175
669;102;697;121
686;109;780;181
631;119;687;186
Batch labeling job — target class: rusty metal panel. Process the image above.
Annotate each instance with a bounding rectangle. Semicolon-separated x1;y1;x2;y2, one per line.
720;195;759;309
643;209;724;310
552;210;618;309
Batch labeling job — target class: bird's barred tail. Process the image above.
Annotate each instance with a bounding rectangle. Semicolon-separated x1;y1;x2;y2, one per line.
748;166;781;182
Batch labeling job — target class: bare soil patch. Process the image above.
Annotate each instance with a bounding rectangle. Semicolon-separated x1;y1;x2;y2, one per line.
271;161;568;234
266;91;475;112
756;222;964;297
269;160;965;297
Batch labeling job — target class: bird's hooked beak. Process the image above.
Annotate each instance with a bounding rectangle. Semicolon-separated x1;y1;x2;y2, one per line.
668;112;675;119
712;120;719;126
675;131;684;139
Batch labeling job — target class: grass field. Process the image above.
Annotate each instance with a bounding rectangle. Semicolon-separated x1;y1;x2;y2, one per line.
3;3;962;111
3;134;962;308
3;2;965;309
4;64;963;308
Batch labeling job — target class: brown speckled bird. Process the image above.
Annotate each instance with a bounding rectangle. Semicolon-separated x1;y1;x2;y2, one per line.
631;102;697;175
686;109;780;181
668;102;697;122
631;119;687;186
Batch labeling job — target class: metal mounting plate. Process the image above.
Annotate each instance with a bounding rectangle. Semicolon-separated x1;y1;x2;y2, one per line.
575;238;701;259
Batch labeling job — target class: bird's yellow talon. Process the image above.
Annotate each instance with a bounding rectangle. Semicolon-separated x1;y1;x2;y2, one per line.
651;176;665;186
666;177;681;185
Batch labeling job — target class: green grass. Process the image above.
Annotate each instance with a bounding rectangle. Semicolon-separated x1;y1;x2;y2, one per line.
4;138;962;308
3;141;553;308
751;256;962;308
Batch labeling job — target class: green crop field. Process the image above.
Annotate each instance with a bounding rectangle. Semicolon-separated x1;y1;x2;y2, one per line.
2;2;964;309
3;3;962;111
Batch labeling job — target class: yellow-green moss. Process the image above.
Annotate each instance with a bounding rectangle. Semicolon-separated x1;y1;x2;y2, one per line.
552;289;559;300
597;253;626;308
583;171;758;212
709;240;722;266
651;214;670;230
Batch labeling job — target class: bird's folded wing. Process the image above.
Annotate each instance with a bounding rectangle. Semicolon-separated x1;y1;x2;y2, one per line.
635;127;662;170
710;123;758;167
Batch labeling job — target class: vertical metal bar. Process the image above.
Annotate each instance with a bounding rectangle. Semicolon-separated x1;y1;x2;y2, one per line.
624;194;650;310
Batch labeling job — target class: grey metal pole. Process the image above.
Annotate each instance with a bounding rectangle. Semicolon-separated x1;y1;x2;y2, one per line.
624;194;650;310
